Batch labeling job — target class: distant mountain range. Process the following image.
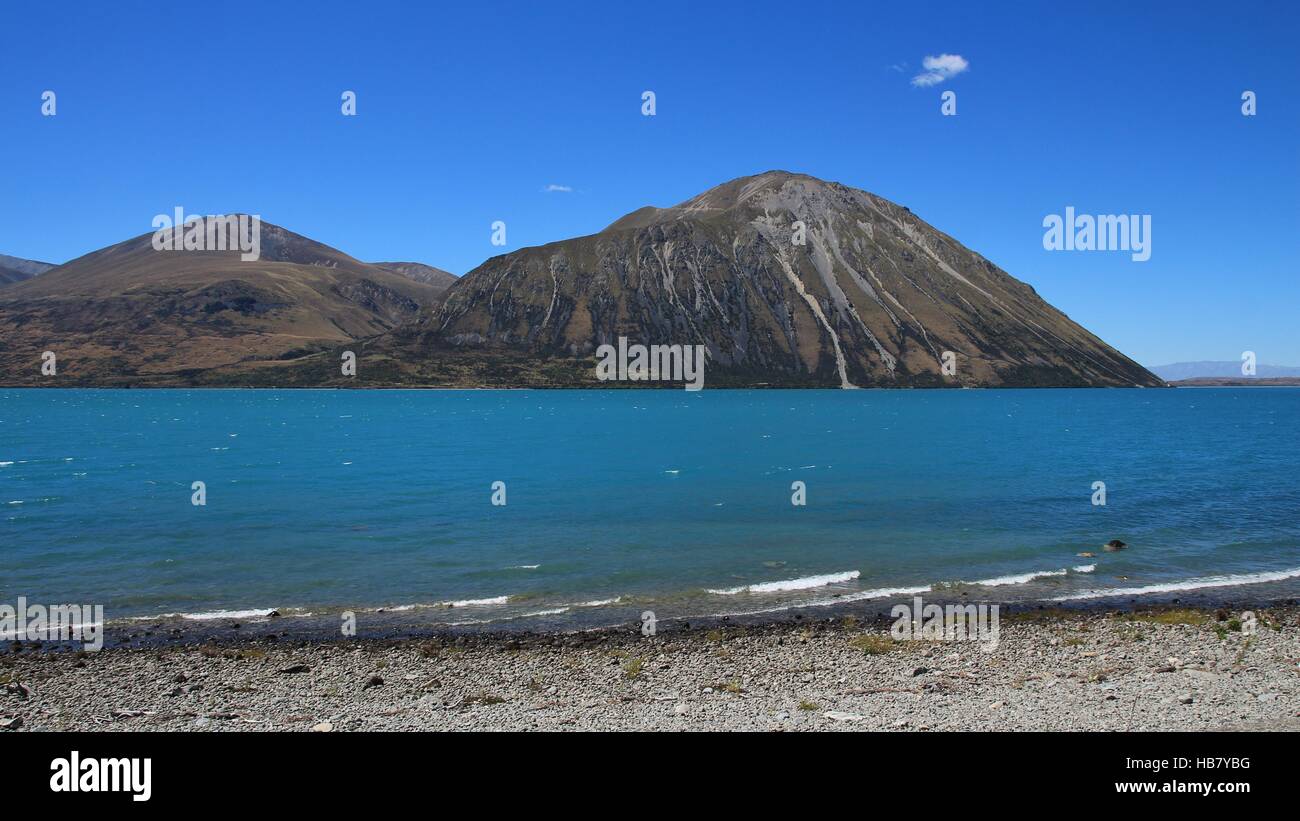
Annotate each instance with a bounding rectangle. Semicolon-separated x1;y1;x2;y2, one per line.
371;262;458;290
1147;361;1300;381
0;253;56;285
1;172;1162;388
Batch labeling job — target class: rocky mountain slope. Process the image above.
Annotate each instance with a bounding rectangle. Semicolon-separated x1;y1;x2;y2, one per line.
0;222;449;385
393;171;1160;388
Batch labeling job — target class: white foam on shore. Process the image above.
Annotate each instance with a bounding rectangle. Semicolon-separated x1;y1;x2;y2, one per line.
1049;567;1300;602
839;584;933;603
445;606;571;626
124;608;316;622
445;595;510;607
966;568;1068;587
520;607;570;617
696;584;934;620
105;564;1300;632
178;608;278;621
707;570;860;595
385;595;512;612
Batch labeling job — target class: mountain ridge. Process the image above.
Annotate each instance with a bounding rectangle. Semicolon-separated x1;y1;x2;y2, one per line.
1148;361;1300;381
0;174;1163;388
0;221;451;385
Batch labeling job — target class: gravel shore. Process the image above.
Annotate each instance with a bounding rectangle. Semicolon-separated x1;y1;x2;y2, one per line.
3;606;1298;731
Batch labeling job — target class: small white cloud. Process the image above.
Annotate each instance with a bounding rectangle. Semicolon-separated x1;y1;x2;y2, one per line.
911;53;969;87
542;184;573;193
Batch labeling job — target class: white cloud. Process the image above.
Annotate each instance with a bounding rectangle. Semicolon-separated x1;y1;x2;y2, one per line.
542;184;573;193
911;53;969;87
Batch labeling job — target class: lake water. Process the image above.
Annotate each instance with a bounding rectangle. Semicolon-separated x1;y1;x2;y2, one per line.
3;388;1299;629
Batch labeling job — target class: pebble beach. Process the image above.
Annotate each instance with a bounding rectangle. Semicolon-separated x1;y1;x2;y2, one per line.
3;604;1297;732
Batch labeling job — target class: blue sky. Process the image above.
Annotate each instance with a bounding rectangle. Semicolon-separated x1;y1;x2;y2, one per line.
2;0;1296;366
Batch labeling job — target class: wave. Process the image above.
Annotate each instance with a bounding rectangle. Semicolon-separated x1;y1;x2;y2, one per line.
1049;567;1300;602
962;565;1095;587
445;605;574;627
840;584;933;603
701;564;1110;616
99;565;1300;631
176;608;279;621
519;607;570;617
685;584;934;621
707;570;860;595
445;595;510;607
965;569;1067;587
385;595;511;611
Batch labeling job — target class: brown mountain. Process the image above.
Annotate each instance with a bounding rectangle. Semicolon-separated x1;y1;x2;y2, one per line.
0;221;449;385
391;171;1160;388
0;253;56;286
373;262;458;292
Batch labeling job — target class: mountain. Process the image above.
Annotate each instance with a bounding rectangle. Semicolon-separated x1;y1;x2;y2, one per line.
0;253;56;286
0;176;1165;389
372;262;458;293
0;220;449;385
1168;377;1300;387
1147;361;1300;381
390;171;1160;388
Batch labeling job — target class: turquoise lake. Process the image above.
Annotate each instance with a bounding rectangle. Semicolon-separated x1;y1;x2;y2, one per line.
3;388;1299;627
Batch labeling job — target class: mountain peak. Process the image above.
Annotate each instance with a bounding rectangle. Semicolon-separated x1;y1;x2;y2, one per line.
605;171;871;232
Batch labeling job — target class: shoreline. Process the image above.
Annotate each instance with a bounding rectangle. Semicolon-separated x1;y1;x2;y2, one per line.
1;383;1177;390
3;601;1296;732
42;572;1300;651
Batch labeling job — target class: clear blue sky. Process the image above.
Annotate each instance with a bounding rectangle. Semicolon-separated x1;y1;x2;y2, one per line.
2;0;1296;366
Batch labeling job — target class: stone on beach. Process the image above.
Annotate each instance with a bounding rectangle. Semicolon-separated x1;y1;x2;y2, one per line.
1;604;1297;732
